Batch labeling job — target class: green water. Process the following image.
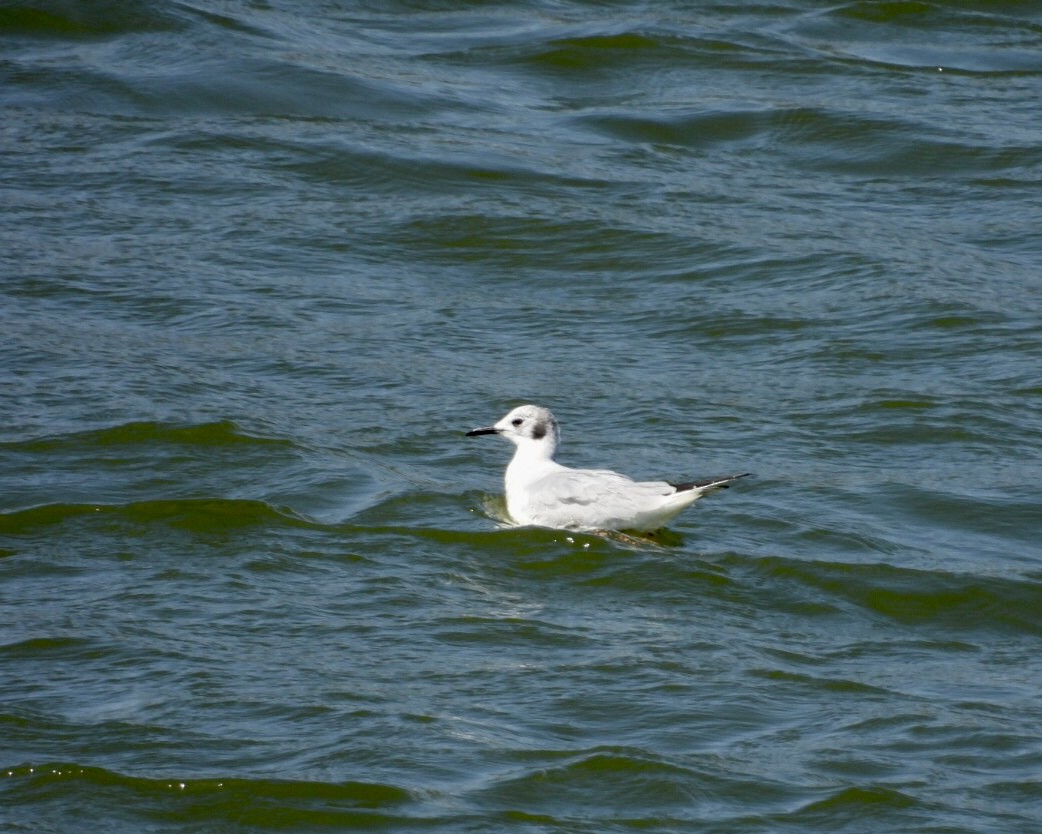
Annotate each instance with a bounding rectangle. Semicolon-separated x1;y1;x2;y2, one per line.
3;1;1042;831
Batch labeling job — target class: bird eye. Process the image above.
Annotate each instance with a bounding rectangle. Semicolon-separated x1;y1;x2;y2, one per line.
511;418;523;427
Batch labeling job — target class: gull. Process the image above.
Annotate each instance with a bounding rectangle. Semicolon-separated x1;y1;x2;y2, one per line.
466;404;748;533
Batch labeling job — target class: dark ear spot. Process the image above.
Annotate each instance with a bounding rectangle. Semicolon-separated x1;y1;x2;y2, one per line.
531;421;547;440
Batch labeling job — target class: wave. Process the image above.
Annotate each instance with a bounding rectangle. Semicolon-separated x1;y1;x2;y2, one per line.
781;784;921;825
0;2;185;38
3;419;291;453
0;420;307;533
746;554;1042;636
473;745;759;818
0;498;311;537
815;1;1042;74
0;762;412;826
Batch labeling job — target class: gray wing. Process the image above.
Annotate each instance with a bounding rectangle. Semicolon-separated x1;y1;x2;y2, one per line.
520;468;747;531
527;468;675;513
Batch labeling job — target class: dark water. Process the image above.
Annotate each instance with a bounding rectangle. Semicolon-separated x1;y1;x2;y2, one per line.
3;1;1042;831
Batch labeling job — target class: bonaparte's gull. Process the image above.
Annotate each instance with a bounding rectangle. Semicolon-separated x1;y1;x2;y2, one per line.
467;404;748;533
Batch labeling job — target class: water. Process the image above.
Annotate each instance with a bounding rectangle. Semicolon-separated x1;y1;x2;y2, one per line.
2;1;1042;831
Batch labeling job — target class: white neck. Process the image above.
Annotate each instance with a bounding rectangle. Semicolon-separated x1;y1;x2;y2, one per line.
505;439;564;487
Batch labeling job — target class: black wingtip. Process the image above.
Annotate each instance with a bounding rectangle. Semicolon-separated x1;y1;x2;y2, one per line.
669;473;751;492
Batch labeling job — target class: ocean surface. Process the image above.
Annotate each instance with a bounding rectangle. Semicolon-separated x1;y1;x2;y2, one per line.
2;1;1042;831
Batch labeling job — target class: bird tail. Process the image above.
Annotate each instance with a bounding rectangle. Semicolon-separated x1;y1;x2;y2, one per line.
669;473;750;494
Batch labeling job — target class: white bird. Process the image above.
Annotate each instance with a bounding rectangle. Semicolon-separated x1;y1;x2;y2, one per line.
467;404;748;533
